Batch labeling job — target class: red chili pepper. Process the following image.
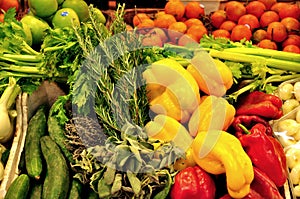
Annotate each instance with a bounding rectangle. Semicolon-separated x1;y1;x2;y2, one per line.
238;123;287;187
231;115;273;137
251;167;284;199
236;91;283;119
170;165;216;199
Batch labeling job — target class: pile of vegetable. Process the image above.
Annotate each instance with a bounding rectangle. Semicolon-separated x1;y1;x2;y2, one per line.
1;0;300;198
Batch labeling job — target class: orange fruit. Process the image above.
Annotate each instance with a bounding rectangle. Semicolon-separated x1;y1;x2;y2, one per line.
137;18;155;29
133;13;150;27
246;1;266;19
258;0;277;10
260;10;279;27
210;10;227;28
185;1;205;19
184;18;203;29
238;14;260;31
155;11;166;18
219;20;237;32
231;24;252;41
281;17;300;34
267;21;288;42
270;2;289;13
186;24;208;42
154;13;177;29
168;21;187;43
278;4;300;20
212;29;231;39
164;0;186;21
282;34;300;48
1;0;19;12
177;33;199;46
257;39;278;50
283;45;300;54
225;1;246;22
252;29;268;43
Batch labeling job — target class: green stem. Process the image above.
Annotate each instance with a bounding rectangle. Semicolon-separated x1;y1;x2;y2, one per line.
238;124;251;134
226;81;258;102
224;47;300;62
3;54;42;63
1;64;44;74
22;41;40;55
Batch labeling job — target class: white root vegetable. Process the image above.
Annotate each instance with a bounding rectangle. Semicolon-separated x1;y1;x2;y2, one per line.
282;99;300;115
278;83;294;100
286;146;300;168
0;77;21;143
294;185;300;197
277;119;300;136
290;164;300;185
294;82;300;101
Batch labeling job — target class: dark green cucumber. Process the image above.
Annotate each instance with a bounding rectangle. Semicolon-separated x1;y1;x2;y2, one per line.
4;174;30;199
25;106;47;180
27;181;42;199
40;136;70;199
47;115;74;164
67;178;83;199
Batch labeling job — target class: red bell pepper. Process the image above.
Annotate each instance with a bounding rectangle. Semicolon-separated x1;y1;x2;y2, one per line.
251;167;284;199
170;165;216;199
231;115;273;137
219;189;264;199
219;167;283;199
238;123;287;187
236;91;283;119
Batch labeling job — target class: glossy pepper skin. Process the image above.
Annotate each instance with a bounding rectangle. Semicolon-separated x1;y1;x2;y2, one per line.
251;167;284;199
238;123;287;187
236;91;283;119
188;95;236;137
192;130;254;198
232;115;273;137
219;189;264;199
170;165;216;199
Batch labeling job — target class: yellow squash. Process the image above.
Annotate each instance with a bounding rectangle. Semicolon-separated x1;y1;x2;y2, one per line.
191;130;254;199
187;56;233;97
188;95;236;137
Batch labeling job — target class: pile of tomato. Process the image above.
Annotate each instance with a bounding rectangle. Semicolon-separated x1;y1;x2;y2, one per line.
210;0;300;53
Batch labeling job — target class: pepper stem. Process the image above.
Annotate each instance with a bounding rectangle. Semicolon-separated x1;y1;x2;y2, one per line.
238;124;251;135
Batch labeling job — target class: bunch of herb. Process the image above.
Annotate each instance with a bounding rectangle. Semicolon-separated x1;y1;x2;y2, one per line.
52;4;186;198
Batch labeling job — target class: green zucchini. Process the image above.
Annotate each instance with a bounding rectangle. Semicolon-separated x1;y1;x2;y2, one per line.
40;136;70;199
25;106;47;180
67;178;83;199
4;174;30;199
47;115;74;164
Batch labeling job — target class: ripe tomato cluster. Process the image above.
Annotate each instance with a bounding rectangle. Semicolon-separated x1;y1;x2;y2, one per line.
0;0;20;22
210;0;300;53
131;0;210;47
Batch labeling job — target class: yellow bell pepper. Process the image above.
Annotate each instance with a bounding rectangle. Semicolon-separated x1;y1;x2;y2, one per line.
187;54;233;97
143;58;201;123
144;114;193;152
191;130;254;198
188;95;236;137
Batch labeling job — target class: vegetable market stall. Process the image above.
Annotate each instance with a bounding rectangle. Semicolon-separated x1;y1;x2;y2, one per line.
0;0;300;198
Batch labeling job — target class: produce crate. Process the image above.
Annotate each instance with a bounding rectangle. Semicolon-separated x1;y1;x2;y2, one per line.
0;82;65;198
0;94;24;198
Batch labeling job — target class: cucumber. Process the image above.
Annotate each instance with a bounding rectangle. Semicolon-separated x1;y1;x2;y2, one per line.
40;136;70;199
27;181;42;199
25;106;47;180
67;178;83;199
47;115;74;164
4;174;30;199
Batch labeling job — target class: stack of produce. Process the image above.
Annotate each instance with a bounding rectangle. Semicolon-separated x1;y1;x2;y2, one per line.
130;0;300;53
0;0;300;198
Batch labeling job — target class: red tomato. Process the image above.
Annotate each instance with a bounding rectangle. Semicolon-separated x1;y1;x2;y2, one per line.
231;24;252;41
224;1;246;22
246;1;266;19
